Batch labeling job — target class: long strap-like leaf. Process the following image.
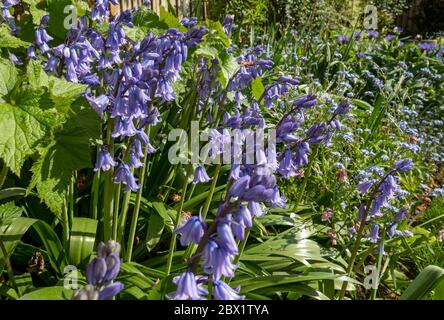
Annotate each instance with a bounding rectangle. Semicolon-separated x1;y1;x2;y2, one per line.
0;217;68;276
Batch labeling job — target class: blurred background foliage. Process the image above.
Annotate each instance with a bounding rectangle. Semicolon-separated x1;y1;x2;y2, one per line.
204;0;442;37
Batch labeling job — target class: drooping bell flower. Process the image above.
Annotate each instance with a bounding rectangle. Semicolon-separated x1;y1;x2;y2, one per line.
174;216;206;246
166;271;208;300
393;158;413;173
94;148;117;172
193;165;211;184
213;280;245;300
202;239;237;280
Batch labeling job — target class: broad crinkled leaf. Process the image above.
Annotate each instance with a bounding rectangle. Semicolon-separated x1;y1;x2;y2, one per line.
30;99;101;219
0;58;18;99
0;202;23;228
0;25;30;49
26;60;49;88
0;87;59;176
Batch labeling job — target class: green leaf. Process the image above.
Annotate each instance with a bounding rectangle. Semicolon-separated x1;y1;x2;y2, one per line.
44;0;72;40
0;58;18;99
0;217;67;275
194;45;219;59
400;265;444;300
48;76;87;112
146;211;165;252
217;50;240;88
14;273;34;297
159;7;186;32
0;25;31;49
26;60;49;89
231;273;357;294
251;77;265;101
0;87;59;176
18;286;72;300
204;20;230;47
0;187;30;202
22;0;48;25
68;217;98;266
29;97;100;218
117;262;155;299
0;202;22;228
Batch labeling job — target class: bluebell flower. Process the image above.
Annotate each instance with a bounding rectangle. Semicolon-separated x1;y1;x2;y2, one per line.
217;222;238;255
357;180;373;194
370;224;379;243
213;281;245;300
114;163;140;192
193;165;211;184
98;282;124;300
167;271;208;300
94;148;117;172
393;158;413;173
175;216;206;246
202;239;237;280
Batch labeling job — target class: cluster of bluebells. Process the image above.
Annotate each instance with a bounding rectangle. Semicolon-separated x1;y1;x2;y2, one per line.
352;159;414;246
72;241;124;300
28;5;208;192
1;0;19;34
276;98;352;178
168;38;357;298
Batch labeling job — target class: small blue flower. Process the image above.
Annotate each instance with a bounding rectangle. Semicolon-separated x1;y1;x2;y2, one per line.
213;280;245;300
175;216;206;246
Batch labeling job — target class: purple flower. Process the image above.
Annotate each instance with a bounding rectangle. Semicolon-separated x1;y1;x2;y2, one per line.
193;165;211;184
213;280;245;300
98;282;124;300
86;257;107;285
202;239;237;280
217;222;238;254
337;35;350;44
114;163;140;192
94;148;117;172
229;175;250;198
370;224;379;243
357;180;373;194
248;201;264;217
394;209;407;223
103;253;121;282
367;30;379;38
333;100;352;116
167;271;208;300
393;158;413;173
175;216;206;246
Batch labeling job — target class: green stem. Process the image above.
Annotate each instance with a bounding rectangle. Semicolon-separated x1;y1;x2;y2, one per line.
125;127;151;262
371;231;385;300
183;163;221;260
68;173;75;228
62;200;70;253
91;170;101;220
103;121;115;242
165;176;189;275
112;183;122;241
338;172;394;299
226;228;251;284
201;163;221;220
0;163;8;189
294;145;319;209
0;240;18;294
118;191;131;246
